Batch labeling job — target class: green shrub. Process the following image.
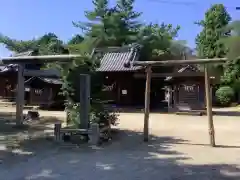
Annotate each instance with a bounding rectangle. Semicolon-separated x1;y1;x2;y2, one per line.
216;86;235;106
60;52;119;128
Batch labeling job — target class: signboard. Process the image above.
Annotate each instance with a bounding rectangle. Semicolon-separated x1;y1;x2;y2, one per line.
122;90;127;95
102;82;116;92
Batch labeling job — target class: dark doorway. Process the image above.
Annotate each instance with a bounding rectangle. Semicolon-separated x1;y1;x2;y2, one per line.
133;77;167;110
132;78;145;107
151;78;167;109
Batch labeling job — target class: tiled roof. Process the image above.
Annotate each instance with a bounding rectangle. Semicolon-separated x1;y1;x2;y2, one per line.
0;64;18;73
25;76;62;85
165;65;201;81
177;65;200;73
0;50;38;73
42;78;62;84
12;51;34;57
95;45;142;72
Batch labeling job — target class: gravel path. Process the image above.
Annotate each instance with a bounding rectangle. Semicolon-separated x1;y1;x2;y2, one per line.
1;112;240;180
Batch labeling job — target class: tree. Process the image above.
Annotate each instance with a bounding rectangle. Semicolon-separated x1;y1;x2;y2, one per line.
219;21;240;101
195;4;231;59
220;20;240;60
225;20;240;36
37;33;67;55
0;34;38;53
60;44;118;127
135;23;180;60
169;40;193;58
114;0;142;44
73;0;142;47
0;32;67;55
73;0;183;61
68;34;84;45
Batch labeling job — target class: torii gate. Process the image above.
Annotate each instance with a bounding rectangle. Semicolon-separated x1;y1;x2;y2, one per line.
0;54;84;126
132;58;230;147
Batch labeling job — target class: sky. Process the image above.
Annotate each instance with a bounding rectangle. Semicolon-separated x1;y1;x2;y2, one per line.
0;0;239;56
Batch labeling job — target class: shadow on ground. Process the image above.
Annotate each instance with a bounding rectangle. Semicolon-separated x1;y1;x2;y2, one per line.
0;111;62;166
213;111;240;117
1;121;240;179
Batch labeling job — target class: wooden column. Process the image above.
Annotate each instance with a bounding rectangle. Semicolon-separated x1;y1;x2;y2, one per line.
204;65;216;147
79;74;90;129
16;64;25;126
144;66;152;142
173;85;177;111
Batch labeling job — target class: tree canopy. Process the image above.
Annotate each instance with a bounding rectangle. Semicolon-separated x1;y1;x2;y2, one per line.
195;4;240;104
73;0;142;48
0;32;68;55
0;34;37;53
0;0;192;61
195;4;231;59
71;0;186;60
220;20;240;94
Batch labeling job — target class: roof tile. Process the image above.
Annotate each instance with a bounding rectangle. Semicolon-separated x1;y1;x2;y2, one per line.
95;46;142;72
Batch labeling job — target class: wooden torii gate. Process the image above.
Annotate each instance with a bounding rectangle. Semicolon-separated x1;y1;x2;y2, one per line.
0;54;82;125
132;58;229;147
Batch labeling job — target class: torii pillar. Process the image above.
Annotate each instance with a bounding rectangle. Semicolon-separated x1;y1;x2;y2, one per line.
16;64;25;126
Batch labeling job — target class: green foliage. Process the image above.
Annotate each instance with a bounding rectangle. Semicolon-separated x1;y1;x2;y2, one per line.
59;45;119;127
68;35;84;45
1;0;190;62
218;22;240;94
224;20;240;36
37;33;67;55
219;20;240;61
90;103;119;126
169;40;188;57
221;57;240;93
73;0;142;48
195;4;231;59
73;0;185;61
135;23;181;60
0;34;38;53
216;86;235;106
0;32;67;55
221;36;240;60
56;50;97;126
195;4;231;79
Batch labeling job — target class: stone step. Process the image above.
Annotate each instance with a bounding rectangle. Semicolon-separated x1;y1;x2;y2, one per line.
176;110;204;116
0;99;38;109
0;101;16;107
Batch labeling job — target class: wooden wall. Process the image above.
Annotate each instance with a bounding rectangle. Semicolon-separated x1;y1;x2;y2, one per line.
0;73;17;99
173;77;205;111
29;88;53;105
101;72;134;106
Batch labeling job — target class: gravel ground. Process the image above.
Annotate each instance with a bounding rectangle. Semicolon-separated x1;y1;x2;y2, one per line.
1;110;240;180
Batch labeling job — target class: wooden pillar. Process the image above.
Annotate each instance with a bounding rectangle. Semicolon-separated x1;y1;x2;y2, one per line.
173;85;177;110
16;64;25;126
143;66;152;142
48;88;53;101
167;87;171;109
79;74;90;129
204;65;216;147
